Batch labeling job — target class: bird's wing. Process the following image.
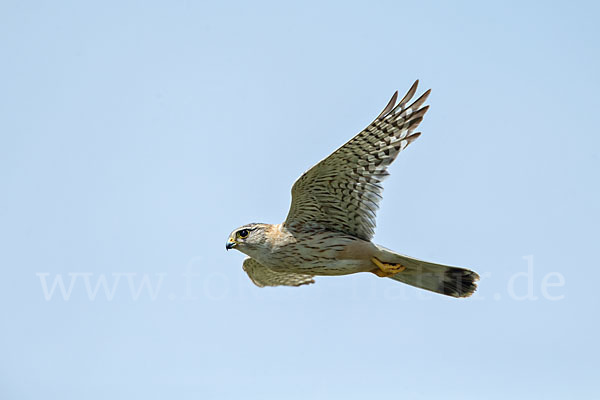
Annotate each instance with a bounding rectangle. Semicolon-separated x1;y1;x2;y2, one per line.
242;257;315;287
283;81;430;241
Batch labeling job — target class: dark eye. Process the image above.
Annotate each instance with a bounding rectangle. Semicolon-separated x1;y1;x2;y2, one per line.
237;229;249;239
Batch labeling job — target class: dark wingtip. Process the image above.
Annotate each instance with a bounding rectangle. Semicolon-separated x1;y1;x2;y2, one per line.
398;80;419;106
377;90;399;119
406;132;421;144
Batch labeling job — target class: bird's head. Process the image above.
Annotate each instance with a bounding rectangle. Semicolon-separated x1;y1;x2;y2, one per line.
226;223;269;256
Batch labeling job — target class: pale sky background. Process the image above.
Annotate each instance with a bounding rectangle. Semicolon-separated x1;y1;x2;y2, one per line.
1;1;599;399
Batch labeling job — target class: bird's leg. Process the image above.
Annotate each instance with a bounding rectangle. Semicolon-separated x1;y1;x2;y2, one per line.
370;257;406;277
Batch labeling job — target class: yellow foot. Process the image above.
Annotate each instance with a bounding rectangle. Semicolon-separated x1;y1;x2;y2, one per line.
371;257;407;277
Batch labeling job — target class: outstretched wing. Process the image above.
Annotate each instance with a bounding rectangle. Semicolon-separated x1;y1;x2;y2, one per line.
242;258;315;287
283;81;430;241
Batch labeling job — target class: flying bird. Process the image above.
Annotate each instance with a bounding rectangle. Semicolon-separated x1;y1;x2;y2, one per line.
226;81;479;297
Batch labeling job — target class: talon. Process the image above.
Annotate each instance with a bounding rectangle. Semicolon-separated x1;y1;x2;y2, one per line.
371;257;406;277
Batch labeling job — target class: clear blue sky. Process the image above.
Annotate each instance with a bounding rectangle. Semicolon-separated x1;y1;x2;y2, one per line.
1;1;599;399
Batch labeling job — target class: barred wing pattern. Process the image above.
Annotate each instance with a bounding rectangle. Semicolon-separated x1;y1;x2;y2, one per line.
242;258;315;287
283;81;430;241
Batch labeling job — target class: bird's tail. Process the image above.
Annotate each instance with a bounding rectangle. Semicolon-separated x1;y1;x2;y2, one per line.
374;245;479;298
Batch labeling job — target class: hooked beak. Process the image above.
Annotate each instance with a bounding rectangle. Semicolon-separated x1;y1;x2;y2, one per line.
226;238;236;250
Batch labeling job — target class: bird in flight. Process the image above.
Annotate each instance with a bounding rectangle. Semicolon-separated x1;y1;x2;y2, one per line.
226;81;479;297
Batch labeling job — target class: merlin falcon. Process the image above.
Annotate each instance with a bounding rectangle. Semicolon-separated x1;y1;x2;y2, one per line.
226;81;479;297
